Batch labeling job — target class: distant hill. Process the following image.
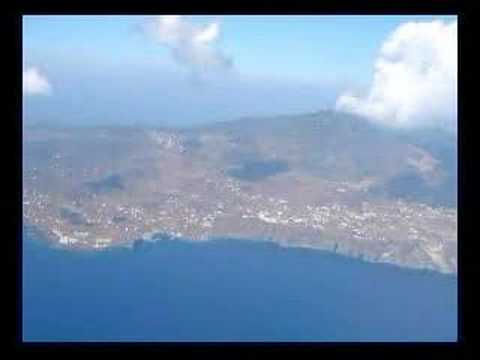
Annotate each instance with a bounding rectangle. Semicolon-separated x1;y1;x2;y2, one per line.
193;110;457;207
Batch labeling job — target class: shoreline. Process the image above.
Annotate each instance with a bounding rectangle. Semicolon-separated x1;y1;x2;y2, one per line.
23;224;457;277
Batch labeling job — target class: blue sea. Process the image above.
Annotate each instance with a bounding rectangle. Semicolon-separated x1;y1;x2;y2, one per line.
22;234;457;342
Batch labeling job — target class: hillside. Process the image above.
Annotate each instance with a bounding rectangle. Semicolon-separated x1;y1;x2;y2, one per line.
23;110;457;273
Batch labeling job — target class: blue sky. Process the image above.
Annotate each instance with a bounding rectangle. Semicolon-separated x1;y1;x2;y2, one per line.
23;15;456;127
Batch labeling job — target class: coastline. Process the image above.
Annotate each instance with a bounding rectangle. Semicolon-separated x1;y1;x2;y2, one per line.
23;222;457;276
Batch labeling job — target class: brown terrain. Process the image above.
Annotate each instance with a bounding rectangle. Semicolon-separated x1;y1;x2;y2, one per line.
23;111;458;273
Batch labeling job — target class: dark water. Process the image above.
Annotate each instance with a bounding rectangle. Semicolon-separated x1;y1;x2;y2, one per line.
23;235;457;342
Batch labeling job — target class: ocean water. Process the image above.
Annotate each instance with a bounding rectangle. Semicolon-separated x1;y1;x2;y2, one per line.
22;235;457;342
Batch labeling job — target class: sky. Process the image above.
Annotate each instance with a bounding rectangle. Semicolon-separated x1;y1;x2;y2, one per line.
23;15;457;129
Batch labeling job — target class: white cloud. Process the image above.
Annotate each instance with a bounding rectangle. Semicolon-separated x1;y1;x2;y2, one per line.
336;19;457;132
23;66;51;95
144;15;233;74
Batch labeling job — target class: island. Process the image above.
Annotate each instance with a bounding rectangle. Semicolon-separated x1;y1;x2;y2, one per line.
23;111;457;274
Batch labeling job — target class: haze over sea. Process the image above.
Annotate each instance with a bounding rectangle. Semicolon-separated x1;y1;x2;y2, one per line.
23;233;457;342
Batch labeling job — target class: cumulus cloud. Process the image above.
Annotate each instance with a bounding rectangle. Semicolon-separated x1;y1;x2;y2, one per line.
336;19;457;132
143;15;233;75
23;66;51;95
